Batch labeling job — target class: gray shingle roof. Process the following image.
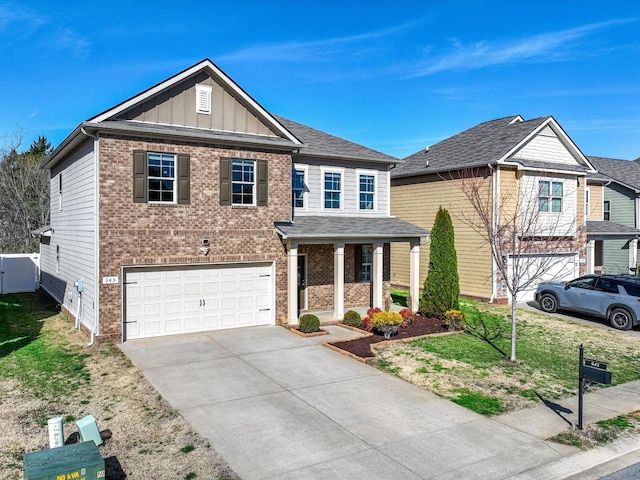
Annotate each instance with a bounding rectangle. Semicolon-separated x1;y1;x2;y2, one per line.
391;115;587;179
587;220;640;236
587;156;640;192
275;216;429;241
274;115;399;165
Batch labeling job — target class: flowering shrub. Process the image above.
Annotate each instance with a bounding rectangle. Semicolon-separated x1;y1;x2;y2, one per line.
398;308;415;327
371;311;403;328
362;317;374;332
444;309;464;331
367;307;382;318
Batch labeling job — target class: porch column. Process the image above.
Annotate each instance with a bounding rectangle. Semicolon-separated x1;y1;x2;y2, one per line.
288;242;299;325
333;243;345;320
372;242;384;309
586;240;595;275
410;241;420;312
630;238;638;274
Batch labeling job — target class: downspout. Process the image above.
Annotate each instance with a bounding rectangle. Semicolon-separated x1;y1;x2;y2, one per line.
81;126;99;347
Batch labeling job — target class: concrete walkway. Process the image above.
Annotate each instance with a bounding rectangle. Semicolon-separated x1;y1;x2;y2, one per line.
120;326;640;480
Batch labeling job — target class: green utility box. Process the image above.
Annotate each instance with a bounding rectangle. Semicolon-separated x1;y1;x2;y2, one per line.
23;441;105;480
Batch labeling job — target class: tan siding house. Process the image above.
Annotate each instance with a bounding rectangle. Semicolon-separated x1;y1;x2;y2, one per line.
391;115;599;303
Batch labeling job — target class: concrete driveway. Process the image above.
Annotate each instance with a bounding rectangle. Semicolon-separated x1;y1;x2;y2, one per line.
120;325;566;480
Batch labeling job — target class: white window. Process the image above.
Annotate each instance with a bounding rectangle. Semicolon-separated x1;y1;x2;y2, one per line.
196;84;212;114
357;170;377;211
292;165;307;209
232;159;255;205
604;200;610;221
539;180;563;213
147;152;176;203
585;187;590;219
361;245;372;282
322;168;343;210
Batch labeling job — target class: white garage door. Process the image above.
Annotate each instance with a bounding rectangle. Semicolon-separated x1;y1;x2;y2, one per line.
124;262;274;340
508;253;579;303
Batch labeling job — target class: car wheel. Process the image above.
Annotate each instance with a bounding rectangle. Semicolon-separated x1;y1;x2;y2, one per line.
609;308;633;330
539;293;558;313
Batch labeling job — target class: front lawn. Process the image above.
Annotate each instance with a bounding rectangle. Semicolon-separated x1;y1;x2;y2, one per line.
0;293;238;480
376;299;640;415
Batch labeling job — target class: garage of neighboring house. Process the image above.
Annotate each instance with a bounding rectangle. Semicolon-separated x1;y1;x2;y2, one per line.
123;262;275;340
508;253;580;303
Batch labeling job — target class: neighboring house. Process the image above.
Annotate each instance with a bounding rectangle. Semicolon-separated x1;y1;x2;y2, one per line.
585;156;640;274
390;115;598;303
35;59;428;343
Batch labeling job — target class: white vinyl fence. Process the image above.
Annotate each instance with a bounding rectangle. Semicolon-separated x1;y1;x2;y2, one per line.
0;254;40;294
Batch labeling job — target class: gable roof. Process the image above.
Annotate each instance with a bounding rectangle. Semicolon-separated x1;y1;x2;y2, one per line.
392;115;594;179
587;156;640;193
275;115;398;165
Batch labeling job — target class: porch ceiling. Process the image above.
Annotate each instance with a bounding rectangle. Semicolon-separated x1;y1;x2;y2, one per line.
274;215;429;244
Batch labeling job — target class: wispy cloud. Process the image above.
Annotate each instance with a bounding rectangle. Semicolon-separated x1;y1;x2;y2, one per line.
407;19;637;78
217;18;429;64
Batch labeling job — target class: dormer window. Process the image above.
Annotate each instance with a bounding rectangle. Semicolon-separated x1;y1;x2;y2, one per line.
196;84;212;114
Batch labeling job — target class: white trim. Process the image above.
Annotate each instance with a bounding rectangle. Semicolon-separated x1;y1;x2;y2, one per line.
195;84;212;114
372;243;383;309
147;152;178;204
356;168;378;213
321;166;344;212
93;134;100;338
288;243;298;324
292;163;308;211
297;252;307;311
88;59;302;145
231;158;257;207
333;243;345;320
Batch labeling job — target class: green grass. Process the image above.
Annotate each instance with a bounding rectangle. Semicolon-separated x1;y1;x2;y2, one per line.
391;288;409;307
384;299;640;415
0;293;91;402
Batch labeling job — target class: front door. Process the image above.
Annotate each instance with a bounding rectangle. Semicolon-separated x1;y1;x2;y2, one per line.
297;255;307;312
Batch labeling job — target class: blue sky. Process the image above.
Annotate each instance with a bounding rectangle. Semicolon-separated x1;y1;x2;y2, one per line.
1;0;639;160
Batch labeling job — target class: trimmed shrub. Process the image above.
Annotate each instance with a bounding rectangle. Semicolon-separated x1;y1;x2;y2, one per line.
299;314;320;333
342;310;363;328
421;207;460;318
444;309;465;331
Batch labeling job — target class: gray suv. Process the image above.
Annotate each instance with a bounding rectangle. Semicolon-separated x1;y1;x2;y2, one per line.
534;274;640;330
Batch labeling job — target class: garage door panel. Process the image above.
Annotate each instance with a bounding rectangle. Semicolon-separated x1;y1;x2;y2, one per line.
511;254;578;303
124;263;274;340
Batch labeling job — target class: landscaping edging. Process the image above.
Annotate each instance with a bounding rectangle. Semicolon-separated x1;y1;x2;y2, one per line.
323;325;463;364
288;328;330;338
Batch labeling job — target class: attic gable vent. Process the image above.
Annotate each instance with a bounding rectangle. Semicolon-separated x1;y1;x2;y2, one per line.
196;84;212;114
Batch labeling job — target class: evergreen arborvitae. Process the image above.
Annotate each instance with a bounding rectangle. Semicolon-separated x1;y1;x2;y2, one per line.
420;207;460;317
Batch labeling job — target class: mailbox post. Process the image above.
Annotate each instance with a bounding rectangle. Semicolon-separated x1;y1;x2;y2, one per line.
578;344;612;430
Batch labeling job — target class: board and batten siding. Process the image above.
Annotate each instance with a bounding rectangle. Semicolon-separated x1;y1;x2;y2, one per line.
294;158;390;217
118;71;277;137
42;139;97;332
390;173;493;299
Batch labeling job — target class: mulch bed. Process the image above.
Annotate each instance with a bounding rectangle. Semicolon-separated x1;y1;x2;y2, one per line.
329;315;449;359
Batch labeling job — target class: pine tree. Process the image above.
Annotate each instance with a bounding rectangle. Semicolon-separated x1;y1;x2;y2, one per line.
420;207;460;317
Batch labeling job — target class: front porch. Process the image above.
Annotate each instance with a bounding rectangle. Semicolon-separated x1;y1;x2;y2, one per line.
275;215;429;325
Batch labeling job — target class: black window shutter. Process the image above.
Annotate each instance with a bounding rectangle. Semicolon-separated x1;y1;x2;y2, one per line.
177;154;190;204
355;245;362;282
220;158;231;205
257;160;268;206
133;150;147;203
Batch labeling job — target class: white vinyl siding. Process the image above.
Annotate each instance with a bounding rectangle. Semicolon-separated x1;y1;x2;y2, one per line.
297;160;390;216
521;173;576;236
40;139;97;332
511;126;582;167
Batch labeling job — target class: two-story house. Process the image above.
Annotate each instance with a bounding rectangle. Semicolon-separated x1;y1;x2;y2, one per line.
585;156;640;274
390;115;598;303
36;59;428;343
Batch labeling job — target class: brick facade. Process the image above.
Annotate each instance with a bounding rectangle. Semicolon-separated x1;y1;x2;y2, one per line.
299;243;391;313
96;134;292;342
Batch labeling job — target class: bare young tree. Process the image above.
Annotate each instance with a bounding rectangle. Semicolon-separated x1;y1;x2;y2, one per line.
450;166;583;361
0;133;51;253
